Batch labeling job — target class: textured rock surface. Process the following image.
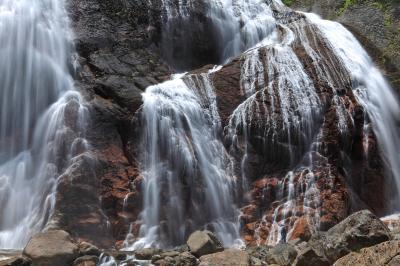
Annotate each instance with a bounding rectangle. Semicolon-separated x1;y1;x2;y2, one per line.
23;230;79;266
290;0;400;90
308;210;391;263
187;231;224;257
199;249;249;266
38;0;398;250
265;244;297;266
333;240;400;266
73;255;99;266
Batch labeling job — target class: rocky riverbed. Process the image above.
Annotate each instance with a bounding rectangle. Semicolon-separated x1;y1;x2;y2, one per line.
1;210;399;266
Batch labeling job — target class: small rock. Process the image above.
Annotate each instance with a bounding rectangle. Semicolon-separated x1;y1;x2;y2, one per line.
23;230;79;266
265;243;297;266
199;249;249;266
187;230;223;257
78;241;101;257
135;248;161;260
73;255;99;266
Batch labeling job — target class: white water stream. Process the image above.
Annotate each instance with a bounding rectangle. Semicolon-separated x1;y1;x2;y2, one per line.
0;0;88;248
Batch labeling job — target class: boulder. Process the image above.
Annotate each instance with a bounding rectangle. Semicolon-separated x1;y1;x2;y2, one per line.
187;231;223;257
309;210;391;263
73;255;99;266
78;241;101;257
333;241;400;266
0;256;31;266
23;230;79;266
265;244;297;266
199;249;249;266
293;247;329;266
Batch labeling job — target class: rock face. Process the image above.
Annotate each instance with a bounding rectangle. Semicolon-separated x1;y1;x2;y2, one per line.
290;0;400;90
199;249;249;266
308;210;391;263
39;0;398;251
333;241;400;266
23;230;79;266
187;231;224;257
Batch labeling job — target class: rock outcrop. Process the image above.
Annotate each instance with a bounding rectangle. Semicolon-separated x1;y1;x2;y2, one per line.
290;0;400;90
38;0;399;251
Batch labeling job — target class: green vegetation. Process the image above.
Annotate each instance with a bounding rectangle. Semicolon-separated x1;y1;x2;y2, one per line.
282;0;295;6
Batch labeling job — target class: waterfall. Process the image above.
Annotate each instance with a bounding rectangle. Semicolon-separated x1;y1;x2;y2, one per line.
306;13;400;210
127;71;242;249
0;0;88;248
128;0;400;249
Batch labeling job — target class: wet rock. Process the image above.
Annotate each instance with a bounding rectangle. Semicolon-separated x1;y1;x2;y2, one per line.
289;217;312;242
135;248;161;260
199;249;249;266
309;210;391;263
187;231;223;257
23;230;79;266
265;243;297;266
333;240;400;266
78;241;101;257
73;255;99;266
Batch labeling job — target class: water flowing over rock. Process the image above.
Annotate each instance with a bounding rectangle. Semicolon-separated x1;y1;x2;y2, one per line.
0;0;89;249
1;0;400;263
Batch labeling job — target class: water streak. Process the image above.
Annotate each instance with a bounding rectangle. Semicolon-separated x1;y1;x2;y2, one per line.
0;0;88;248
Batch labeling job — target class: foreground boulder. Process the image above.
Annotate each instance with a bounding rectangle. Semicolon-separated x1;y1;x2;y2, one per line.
309;210;391;263
187;231;223;257
0;256;31;266
199;249;249;266
23;230;79;266
333;241;400;266
265;243;297;266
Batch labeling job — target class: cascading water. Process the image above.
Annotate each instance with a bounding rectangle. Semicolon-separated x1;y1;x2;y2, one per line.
159;0;283;69
0;0;88;248
306;13;400;210
123;0;400;251
127;71;242;249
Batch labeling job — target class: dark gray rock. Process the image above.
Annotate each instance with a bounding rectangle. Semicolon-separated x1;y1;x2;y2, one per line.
265;243;297;266
309;210;391;263
293;247;329;266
